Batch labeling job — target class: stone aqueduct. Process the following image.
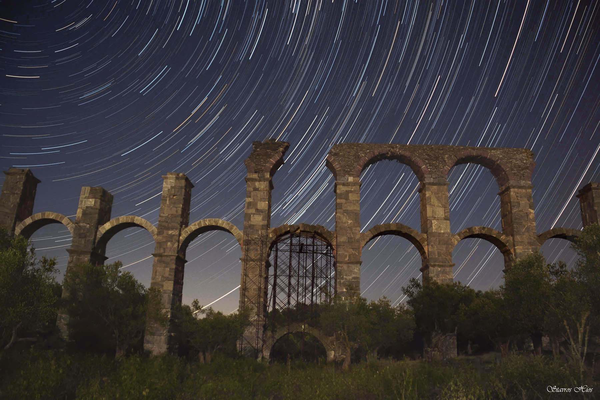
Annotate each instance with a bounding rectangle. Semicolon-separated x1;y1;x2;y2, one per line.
0;140;598;357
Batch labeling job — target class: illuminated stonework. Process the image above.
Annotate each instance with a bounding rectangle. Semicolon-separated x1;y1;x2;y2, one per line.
1;140;598;356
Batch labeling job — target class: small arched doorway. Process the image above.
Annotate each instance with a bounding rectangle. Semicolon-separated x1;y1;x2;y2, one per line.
269;331;328;363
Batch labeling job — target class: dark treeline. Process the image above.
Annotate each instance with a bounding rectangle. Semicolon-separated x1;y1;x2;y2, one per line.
0;226;599;399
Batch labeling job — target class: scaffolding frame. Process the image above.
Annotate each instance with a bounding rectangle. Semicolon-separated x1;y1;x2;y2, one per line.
266;231;336;316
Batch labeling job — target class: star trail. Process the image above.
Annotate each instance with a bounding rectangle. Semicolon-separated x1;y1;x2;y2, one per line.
1;0;599;313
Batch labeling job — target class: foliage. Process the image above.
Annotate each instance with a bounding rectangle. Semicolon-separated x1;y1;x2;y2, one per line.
573;224;600;336
403;278;476;343
173;300;250;362
319;295;371;369
457;289;513;355
319;295;415;368
368;298;415;359
62;262;164;357
0;229;61;354
267;302;322;332
502;252;554;353
1;351;590;400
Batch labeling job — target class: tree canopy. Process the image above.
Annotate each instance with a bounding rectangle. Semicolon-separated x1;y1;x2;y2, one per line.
0;229;61;353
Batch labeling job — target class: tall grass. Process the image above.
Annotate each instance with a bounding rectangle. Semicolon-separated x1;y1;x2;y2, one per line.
0;350;593;399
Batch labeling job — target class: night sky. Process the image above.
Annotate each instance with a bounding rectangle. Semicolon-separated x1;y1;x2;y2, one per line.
1;0;599;313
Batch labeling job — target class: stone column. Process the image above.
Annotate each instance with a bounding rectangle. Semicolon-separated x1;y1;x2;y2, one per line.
144;173;193;355
60;186;113;337
577;183;600;227
0;168;40;234
240;140;289;355
66;187;113;266
499;181;539;260
334;176;362;297
419;178;454;283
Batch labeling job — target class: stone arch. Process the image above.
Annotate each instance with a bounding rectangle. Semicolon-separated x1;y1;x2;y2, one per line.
358;150;428;182
15;212;75;239
96;216;157;252
263;323;336;362
361;223;427;260
179;218;243;254
444;150;511;188
268;224;334;252
326;146;428;181
537;228;581;246
453;226;514;267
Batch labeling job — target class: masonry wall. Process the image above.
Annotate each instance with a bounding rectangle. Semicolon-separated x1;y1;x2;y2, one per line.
1;141;598;357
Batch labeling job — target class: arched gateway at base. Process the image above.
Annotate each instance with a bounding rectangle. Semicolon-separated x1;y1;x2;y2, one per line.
0;142;598;357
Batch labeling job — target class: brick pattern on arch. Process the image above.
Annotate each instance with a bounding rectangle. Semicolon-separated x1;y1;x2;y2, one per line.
15;212;75;238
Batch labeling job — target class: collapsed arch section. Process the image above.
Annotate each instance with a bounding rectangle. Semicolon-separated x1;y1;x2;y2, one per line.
537;228;581;246
15;212;75;239
95;216;157;252
179;218;243;254
263;323;335;362
361;223;427;260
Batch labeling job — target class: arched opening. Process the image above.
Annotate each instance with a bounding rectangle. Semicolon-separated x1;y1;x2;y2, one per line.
24;223;72;282
540;238;579;270
181;229;242;312
452;238;507;291
271;155;336;230
102;225;156;289
360;161;421;233
15;213;75;282
266;231;335;327
269;331;328;364
361;234;424;305
448;164;501;233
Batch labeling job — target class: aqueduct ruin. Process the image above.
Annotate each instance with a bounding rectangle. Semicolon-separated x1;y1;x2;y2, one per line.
0;140;598;358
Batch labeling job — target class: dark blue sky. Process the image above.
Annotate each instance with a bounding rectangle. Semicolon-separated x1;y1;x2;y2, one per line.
1;0;598;312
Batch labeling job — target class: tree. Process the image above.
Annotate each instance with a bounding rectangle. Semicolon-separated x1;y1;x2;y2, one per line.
0;230;61;353
572;224;600;336
502;252;552;355
458;289;514;356
367;298;415;360
544;226;599;380
62;262;164;357
173;300;250;363
403;278;476;345
320;294;371;370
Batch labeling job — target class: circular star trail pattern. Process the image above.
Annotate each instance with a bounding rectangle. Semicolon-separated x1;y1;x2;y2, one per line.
1;0;599;312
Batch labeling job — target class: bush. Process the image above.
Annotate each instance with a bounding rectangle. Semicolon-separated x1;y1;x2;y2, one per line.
0;350;593;399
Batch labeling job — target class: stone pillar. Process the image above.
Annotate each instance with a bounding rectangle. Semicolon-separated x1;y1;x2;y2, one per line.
419;178;454;283
144;173;193;355
0;168;40;234
499;182;539;260
240;140;289;355
60;186;113;337
334;176;362;297
577;183;600;227
66;187;113;266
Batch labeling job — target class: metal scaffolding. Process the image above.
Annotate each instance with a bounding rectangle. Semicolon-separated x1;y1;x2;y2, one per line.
266;231;336;315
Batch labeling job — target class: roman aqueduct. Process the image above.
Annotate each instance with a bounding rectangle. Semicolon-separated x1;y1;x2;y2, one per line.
0;140;598;358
